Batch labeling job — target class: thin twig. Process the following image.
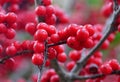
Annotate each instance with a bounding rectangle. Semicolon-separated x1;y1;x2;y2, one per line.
37;41;48;82
0;50;33;64
71;70;120;80
48;40;67;47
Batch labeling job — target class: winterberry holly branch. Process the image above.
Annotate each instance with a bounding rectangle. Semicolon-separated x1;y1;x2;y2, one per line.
71;0;120;75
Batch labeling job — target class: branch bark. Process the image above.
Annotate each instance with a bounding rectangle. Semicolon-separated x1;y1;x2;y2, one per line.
71;70;120;80
0;50;33;64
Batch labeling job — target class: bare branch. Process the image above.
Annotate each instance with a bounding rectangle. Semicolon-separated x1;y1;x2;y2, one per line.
51;59;70;82
0;50;33;64
48;40;67;47
71;70;120;80
37;41;48;82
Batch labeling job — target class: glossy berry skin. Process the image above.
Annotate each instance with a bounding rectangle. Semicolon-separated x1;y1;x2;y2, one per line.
45;14;56;25
43;0;52;6
25;23;36;35
46;69;56;78
84;24;95;36
35;6;46;16
101;40;109;49
66;61;75;71
34;29;48;42
5;28;16;39
50;34;60;43
0;13;5;23
67;36;82;50
50;75;59;82
0;23;7;33
100;64;112;75
109;59;119;70
6;12;17;24
0;44;3;54
33;41;45;53
37;22;48;30
6;45;17;56
76;29;89;42
84;38;94;48
57;52;67;62
32;53;44;66
46;5;55;16
69;50;81;61
101;2;113;17
48;48;57;59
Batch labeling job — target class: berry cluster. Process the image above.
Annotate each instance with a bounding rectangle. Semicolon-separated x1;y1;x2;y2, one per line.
0;12;17;39
1;0;120;82
35;0;68;25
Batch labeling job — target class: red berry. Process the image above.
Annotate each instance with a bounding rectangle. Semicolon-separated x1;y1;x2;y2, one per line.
69;50;81;61
50;75;59;82
32;53;44;65
45;59;50;67
54;45;64;54
25;23;36;35
118;24;120;32
84;24;95;36
46;5;55;16
5;28;16;39
50;34;60;43
34;29;48;42
45;14;56;25
6;45;17;56
48;48;57;59
101;40;109;49
35;6;46;16
37;22;48;30
0;44;3;54
58;30;69;40
47;25;56;35
57;52;67;62
107;33;115;42
67;36;82;50
76;28;89;42
21;40;31;49
6;12;17;24
12;41;21;50
8;4;19;12
66;61;75;71
46;69;56;78
0;13;5;23
0;23;7;33
101;2;113;17
33;41;45;53
100;64;112;74
109;59;119;70
43;0;51;6
66;24;81;36
84;38;94;48
93;51;102;58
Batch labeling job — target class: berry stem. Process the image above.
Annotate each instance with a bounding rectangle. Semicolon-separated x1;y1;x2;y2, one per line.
48;40;67;47
0;50;33;64
71;2;120;74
